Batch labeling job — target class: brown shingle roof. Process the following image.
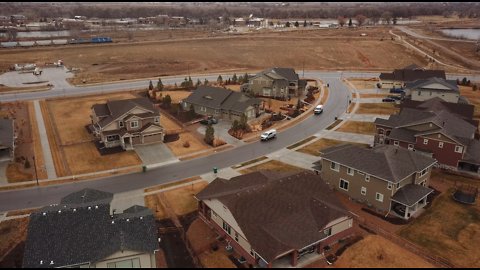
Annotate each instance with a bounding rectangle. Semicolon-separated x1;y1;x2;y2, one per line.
92;98;158;128
379;67;445;82
320;144;436;183
196;170;350;262
400;98;475;122
0;119;14;149
391;184;433;207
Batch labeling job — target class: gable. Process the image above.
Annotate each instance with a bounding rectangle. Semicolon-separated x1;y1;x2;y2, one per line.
141;124;163;133
417;132;461;145
203;199;248;239
402;122;439;132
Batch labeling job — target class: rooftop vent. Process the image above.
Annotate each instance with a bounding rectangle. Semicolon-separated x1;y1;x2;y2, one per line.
203;95;213;100
42;212;46;216
73;208;76;212
88;206;92;210
50;261;54;265
126;218;130;222
40;260;43;265
112;221;115;224
58;210;61;214
95;205;99;209
140;216;143;220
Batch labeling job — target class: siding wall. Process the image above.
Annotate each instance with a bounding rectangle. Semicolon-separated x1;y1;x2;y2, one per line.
94;250;155;268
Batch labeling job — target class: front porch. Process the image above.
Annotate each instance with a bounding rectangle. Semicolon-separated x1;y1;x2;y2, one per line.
391;184;433;220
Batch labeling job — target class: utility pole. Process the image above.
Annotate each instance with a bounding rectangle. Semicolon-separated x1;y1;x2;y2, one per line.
33;156;39;186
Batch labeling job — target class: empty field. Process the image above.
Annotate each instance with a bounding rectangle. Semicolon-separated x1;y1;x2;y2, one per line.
297;138;368;156
334;235;434;268
398;189;480;268
336;121;376;135
359;93;390;98
356;103;399;115
459;85;480;120
239;160;304;175
347;78;380;90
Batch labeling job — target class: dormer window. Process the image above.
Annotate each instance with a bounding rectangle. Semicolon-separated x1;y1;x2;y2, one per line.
154;116;160;124
119;121;124;128
130;121;139;129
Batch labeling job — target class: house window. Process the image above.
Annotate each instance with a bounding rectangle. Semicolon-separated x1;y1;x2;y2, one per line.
361;187;367;196
107;258;140;268
408;144;414;150
365;175;370;182
357;171;365;175
455;145;463;153
438;142;444;148
387;182;392;190
235;232;239;242
330;161;339;172
420;168;428;177
118;121;124;128
106;135;118;142
394;141;399;146
347;167;354;176
324;227;332;236
417;90;421;96
339;179;349;191
200;106;207;112
222;221;231;235
376;193;384;202
396;182;400;189
423;139;429;145
130;121;139;129
154;116;160;124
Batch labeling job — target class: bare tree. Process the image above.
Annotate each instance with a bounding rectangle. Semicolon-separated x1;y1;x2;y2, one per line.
356;14;367;27
381;11;393;25
337;16;346;27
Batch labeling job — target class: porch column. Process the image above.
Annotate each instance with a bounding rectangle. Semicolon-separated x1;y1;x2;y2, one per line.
291;250;298;267
130;137;133;148
404;206;409;219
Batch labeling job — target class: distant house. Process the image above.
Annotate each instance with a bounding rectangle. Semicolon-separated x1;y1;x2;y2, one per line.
10;14;27;25
405;77;460;103
379;64;446;89
247;67;306;100
23;188;159;268
374;101;480;174
90;97;164;150
316;144;437;219
234;17;246;26
196;171;354;267
182;86;262;121
0;119;15;162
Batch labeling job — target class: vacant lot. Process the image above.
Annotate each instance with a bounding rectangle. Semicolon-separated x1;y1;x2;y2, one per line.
347;78;380;90
239;160;304;175
459;85;480;120
151;90;192;103
334;235;434;268
0;28;426;85
356;103;399;115
398;189;480;268
164;181;208;216
297;138;368;156
359;93;390;98
336;121;376;135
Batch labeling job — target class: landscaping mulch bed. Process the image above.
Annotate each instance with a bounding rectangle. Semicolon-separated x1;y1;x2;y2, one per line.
93;141;125;156
164;133;180;143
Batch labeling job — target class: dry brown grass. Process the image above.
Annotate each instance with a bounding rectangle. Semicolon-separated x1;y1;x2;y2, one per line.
398;189;480;268
186;218;218;255
163;181;208;216
297;138;368;156
239;160;304;175
198;250;237;268
334;235;434;268
359;93;390;98
0;84;50;93
144;176;202;193
165;132;209;157
336;121;376;135
347;78;380;90
160;114;183;132
152;90;191;103
62;143;141;175
356;103;399;115
6;163;33;183
0;217;29;260
459;85;480;120
144;194;168;220
320;86;329;105
27;101;47;180
261;97;299;113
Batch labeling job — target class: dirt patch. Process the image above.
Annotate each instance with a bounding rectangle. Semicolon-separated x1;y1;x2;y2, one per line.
239;160;304;175
145;176;202;193
334;235;434;268
356;103;399;115
198;250;237;268
336;121;376;135
0;217;29;262
261;97;299;113
163;181;208;216
186;218;218;255
297;138;368;156
5;163;33;183
150;90;192;104
398;189;480;268
359;93;390;98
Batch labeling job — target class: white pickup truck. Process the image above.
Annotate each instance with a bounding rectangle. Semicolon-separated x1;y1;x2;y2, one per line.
260;129;277;141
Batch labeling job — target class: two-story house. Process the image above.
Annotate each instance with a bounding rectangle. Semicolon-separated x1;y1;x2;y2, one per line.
182;86;262;122
195;170;354;268
374;102;480;174
246;67;306;100
316;144;437;219
379;64;446;89
90;97;164;150
23;188;159;268
405;77;461;103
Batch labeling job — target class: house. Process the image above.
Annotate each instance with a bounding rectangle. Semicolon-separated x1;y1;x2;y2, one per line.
233;17;246;26
247;67;306;100
90;97;164;150
316;144;437;219
405;77;460;103
374;102;480;174
196;170;354;268
0;119;15;162
182;86;262;121
379;64;446;89
23;188;158;268
10;14;27;25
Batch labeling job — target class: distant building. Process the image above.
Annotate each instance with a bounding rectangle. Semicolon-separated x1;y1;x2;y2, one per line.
23;188;159;268
379;64;446;89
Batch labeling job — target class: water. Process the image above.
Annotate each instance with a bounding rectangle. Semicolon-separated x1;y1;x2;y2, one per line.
440;28;480;40
0;30;71;38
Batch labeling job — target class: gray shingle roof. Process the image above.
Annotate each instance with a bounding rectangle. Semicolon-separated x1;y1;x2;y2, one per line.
23;189;157;268
379;66;445;82
196;170;350;262
0;118;14;149
462;139;480;165
391;184;433;207
92;98;158;128
184;86;260;113
320;144;436;183
405;77;458;93
388;128;419;143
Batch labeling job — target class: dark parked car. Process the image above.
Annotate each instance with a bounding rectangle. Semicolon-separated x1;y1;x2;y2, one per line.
200;116;218;125
387;95;402;100
382;97;396;102
389;88;405;94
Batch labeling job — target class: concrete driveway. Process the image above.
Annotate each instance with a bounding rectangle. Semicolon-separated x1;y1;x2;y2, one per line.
135;143;178;166
196;119;246;147
0;162;7;185
0;66;73;89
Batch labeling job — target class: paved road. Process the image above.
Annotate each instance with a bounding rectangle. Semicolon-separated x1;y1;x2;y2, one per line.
0;75;350;211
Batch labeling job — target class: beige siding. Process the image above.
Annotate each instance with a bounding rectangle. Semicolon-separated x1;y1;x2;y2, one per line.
94;250;155;268
411;90;459;103
329;217;353;235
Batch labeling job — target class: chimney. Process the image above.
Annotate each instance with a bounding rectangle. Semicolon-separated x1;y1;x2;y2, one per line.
442;121;445;127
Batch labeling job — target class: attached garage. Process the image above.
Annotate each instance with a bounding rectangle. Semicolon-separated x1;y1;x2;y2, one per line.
143;133;164;144
132;135;142;145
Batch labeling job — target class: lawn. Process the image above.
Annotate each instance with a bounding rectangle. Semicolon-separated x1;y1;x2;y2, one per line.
5;163;33;183
165;131;210;157
459;85;480;120
334;235;434;268
198;250;237;268
0;217;29;260
335;121;376;135
160;114;183;132
359;93;390;98
152;90;192;103
144;194;168;220
186;218;218;255
239;160;304;175
346;78;380;90
296;138;368;156
163;181;208;216
356;103;399;115
398;189;480;268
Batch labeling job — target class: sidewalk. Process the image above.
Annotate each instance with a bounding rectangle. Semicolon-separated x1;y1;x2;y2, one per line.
320;131;374;145
340;113;390;122
266;149;319;170
357;98;384;103
33;100;57;179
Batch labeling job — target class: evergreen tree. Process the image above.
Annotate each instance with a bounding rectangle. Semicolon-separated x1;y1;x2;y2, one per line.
157;78;164;91
204;124;215;146
243;72;249;84
148;80;153;90
239;113;248;130
238;75;243;84
196;78;201;87
188;76;193;88
163;94;172;108
294;21;299;27
204;78;209;85
217;75;223;84
232;73;237;84
285;21;291;27
188;104;196;120
303;20;307;27
348;18;353;27
462;77;468;86
232;120;240;131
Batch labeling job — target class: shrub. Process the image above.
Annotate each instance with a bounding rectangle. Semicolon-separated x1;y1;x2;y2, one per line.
183;141;190;148
24;158;31;169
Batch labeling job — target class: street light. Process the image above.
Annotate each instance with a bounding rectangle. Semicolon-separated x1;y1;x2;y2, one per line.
32;156;39;186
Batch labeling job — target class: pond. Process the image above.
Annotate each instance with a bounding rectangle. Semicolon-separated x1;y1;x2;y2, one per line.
440;28;480;40
0;30;71;38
